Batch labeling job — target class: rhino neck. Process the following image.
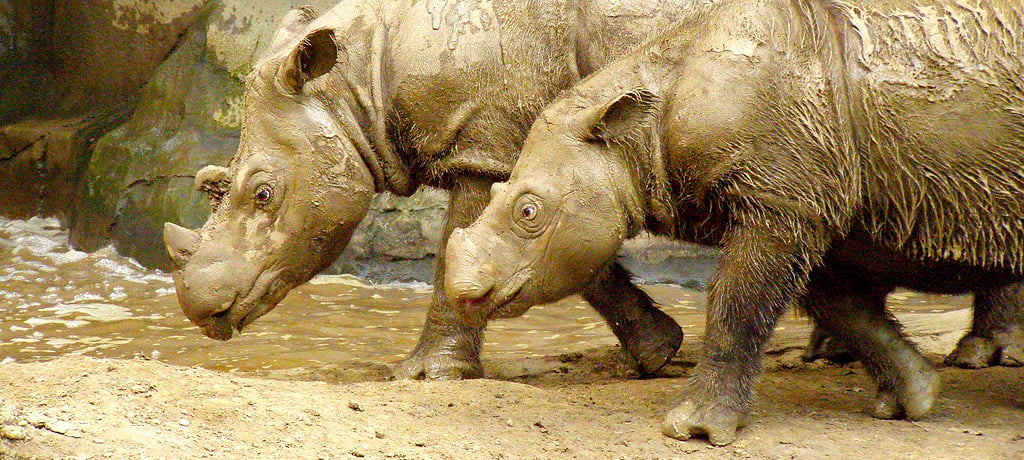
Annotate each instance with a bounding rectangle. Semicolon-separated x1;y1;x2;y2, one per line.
592;64;678;237
625;112;675;237
326;0;416;197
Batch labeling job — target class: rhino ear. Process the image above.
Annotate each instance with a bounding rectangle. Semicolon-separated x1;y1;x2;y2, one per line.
575;89;661;145
194;165;231;210
270;6;319;51
278;28;338;93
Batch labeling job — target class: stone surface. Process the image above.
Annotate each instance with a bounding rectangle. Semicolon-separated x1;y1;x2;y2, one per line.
0;115;125;220
0;0;56;125
67;9;245;265
620;235;719;288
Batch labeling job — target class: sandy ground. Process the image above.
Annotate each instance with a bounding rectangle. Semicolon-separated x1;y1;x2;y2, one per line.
2;309;1023;460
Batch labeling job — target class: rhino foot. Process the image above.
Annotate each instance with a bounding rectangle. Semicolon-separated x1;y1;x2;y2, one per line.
995;329;1024;366
620;307;684;375
945;328;1024;368
662;398;747;446
582;263;684;375
389;351;483;380
389;321;484;380
871;359;939;420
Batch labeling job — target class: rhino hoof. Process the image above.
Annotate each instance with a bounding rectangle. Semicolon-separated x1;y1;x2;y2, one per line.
625;308;684;375
945;335;997;369
872;360;939;420
946;330;1024;368
389;355;483;381
662;399;745;446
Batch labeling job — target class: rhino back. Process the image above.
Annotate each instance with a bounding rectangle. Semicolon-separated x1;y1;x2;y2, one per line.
573;0;702;74
838;0;1024;271
385;0;696;186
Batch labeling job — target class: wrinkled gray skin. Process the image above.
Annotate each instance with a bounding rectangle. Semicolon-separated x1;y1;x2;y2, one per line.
163;0;697;378
446;0;1024;445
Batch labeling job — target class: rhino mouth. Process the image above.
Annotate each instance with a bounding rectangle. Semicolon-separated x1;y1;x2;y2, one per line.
200;312;234;341
459;270;533;326
488;284;526;319
199;270;289;340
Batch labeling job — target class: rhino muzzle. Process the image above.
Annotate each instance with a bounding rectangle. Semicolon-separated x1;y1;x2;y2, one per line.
445;228;500;327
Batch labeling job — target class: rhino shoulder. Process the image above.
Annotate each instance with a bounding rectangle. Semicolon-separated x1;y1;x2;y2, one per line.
387;0;504;77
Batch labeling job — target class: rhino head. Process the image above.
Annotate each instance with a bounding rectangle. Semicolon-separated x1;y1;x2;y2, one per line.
444;90;661;327
163;7;392;340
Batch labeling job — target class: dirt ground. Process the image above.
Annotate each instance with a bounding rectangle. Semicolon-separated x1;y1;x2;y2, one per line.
2;309;1023;460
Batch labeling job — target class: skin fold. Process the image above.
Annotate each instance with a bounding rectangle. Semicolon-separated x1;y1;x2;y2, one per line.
163;0;703;379
445;0;1024;445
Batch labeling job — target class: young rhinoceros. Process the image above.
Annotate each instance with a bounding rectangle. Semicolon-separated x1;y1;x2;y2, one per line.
161;0;697;378
445;0;1024;445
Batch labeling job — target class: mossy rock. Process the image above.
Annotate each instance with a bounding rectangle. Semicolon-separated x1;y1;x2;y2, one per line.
69;11;242;268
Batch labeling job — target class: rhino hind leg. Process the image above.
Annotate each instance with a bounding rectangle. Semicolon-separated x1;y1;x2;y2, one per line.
801;323;857;364
802;267;939;420
583;262;684;375
945;282;1024;368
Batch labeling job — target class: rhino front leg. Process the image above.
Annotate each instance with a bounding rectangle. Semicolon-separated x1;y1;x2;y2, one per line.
663;217;826;445
390;176;492;380
583;262;684;375
945;282;1024;368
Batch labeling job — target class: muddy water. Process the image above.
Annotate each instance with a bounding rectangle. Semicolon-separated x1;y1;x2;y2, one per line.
0;217;973;373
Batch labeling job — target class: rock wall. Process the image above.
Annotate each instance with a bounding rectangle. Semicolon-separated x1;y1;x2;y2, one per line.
0;0;207;234
0;0;716;285
0;0;466;280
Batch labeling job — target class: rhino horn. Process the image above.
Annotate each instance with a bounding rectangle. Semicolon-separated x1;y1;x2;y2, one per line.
163;222;201;268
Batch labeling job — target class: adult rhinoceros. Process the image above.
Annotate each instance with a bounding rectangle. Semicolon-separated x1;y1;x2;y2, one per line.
162;0;694;378
444;0;1024;444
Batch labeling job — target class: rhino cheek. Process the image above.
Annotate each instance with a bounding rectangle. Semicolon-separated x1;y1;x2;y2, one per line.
299;190;374;277
540;214;621;301
298;150;376;272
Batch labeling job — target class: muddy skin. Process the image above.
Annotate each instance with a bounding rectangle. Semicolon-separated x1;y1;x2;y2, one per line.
445;0;1024;446
163;1;694;377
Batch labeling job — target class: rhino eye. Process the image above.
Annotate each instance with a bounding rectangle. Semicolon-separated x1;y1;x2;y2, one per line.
511;194;547;238
521;203;537;220
254;184;274;207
